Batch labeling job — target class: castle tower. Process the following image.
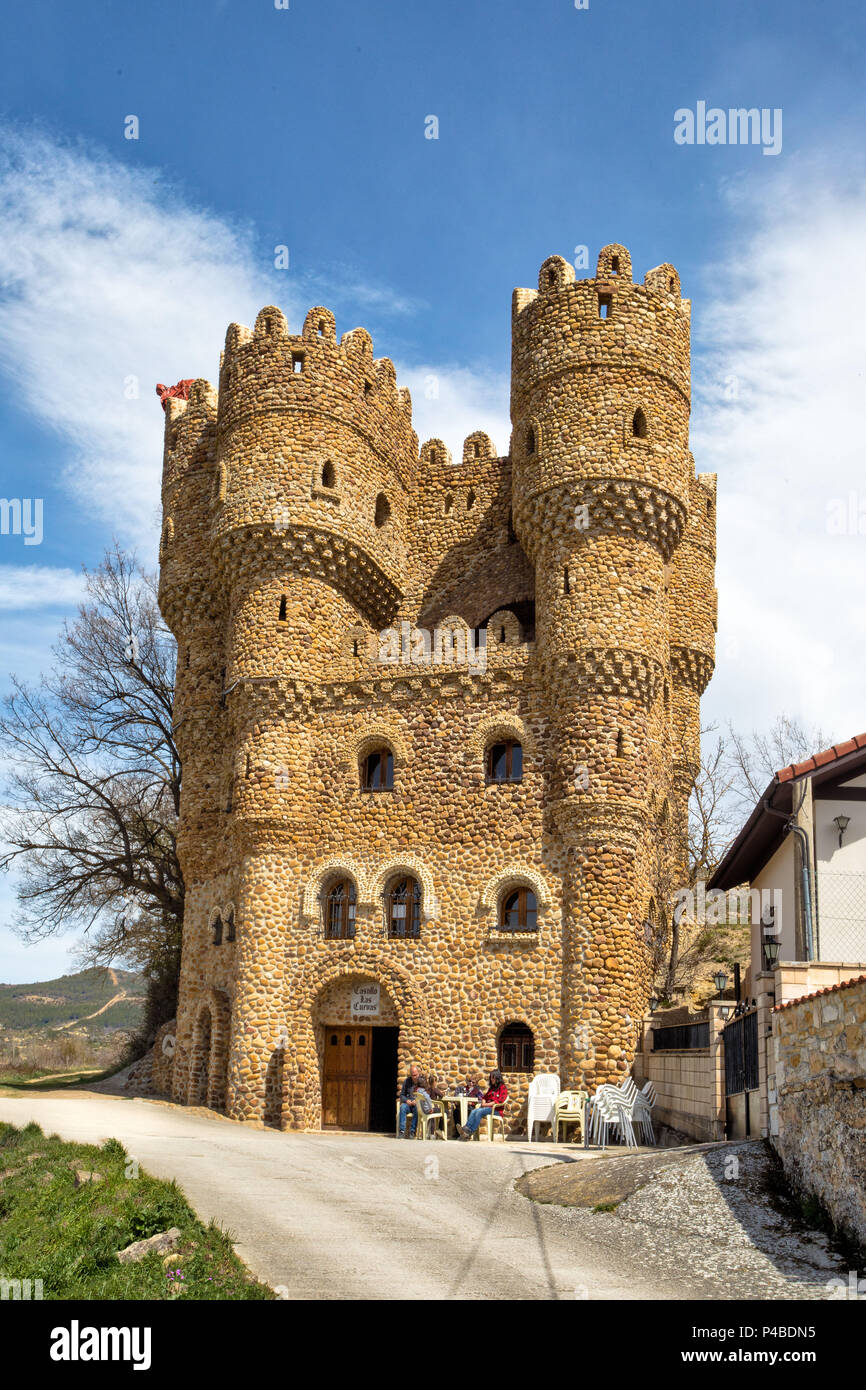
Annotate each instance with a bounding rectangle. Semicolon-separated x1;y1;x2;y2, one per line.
510;245;714;1086
157;245;716;1129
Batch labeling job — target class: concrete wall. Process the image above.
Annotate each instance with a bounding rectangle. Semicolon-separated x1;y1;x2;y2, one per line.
770;976;866;1248
633;1003;726;1141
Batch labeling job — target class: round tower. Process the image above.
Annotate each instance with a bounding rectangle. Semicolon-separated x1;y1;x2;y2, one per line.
510;245;696;1086
206;302;418;1120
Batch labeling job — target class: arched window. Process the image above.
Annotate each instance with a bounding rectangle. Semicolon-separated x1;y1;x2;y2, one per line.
226;908;236;943
374;493;390;527
499;1022;535;1073
632;407;648;439
385;877;421;939
526;426;536;455
321;460;336;488
212;914;223;946
325;878;357;940
360;746;394;791
487;740;523;784
499;887;538;932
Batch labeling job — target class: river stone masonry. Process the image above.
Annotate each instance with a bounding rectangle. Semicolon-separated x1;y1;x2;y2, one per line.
157;245;716;1132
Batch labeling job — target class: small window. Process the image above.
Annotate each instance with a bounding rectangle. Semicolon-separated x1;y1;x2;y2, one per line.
375;493;390;527
632;407;648;439
344;1035;352;1046
526;427;536;455
278;595;287;622
318;320;325;336
500;887;537;932
563;567;571;595
330;1033;338;1046
325;878;357;940
488;740;523;784
363;379;372;399
466;489;476;510
352;639;359;658
212;914;223;946
226;909;236;943
668;277;676;292
386;876;422;939
264;317;272;334
292;352;305;374
361;746;394;791
444;494;453;515
616;730;625;758
321;460;336;488
547;268;556;287
473;441;480;458
598;294;612;319
611;256;620;275
499;1022;535;1073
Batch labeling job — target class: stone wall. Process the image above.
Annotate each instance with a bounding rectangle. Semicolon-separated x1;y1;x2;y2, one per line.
771;976;866;1247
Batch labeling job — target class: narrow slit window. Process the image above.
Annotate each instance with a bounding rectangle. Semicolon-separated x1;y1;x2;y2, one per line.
564;567;571;595
278;595;287;622
598;294;612;320
292;352;305;374
616;730;625;758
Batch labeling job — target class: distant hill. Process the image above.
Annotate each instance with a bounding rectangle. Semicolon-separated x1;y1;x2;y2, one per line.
0;967;145;1035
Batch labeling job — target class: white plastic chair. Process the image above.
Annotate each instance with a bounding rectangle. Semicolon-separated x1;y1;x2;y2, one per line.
552;1089;589;1144
526;1073;561;1142
415;1096;448;1141
632;1081;656;1145
589;1085;637;1149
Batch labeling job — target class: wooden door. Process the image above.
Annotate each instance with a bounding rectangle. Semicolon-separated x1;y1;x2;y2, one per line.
322;1026;371;1130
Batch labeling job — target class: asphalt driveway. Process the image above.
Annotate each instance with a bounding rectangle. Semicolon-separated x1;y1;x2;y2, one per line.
0;1091;846;1300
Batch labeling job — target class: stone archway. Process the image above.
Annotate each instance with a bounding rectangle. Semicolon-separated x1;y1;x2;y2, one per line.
288;953;431;1131
188;989;232;1111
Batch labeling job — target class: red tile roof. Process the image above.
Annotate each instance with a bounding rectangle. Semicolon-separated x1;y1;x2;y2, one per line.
776;733;866;783
774;973;866;1012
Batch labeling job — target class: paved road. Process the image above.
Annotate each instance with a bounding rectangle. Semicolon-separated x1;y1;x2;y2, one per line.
0;1092;842;1300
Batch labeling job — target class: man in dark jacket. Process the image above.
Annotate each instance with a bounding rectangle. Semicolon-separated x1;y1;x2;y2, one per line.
398;1063;422;1136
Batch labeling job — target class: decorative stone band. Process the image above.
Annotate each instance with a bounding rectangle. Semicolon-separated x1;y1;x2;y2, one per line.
513;477;688;563
545;647;665;707
215;522;404;628
670;644;714;694
219;663;527;720
550;796;646;850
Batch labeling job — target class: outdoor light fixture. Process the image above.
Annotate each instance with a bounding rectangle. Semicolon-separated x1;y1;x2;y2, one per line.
713;969;728;995
763;938;781;968
833;814;850;848
720;1005;731;1021
648;996;659;1013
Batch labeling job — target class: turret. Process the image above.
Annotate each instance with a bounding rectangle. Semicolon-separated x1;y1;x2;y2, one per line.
510;246;704;1086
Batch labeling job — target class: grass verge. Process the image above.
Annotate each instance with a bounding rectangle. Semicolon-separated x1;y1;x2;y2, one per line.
0;1120;273;1300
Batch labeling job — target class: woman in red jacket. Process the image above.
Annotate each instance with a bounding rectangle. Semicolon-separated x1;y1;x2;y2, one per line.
456;1069;508;1139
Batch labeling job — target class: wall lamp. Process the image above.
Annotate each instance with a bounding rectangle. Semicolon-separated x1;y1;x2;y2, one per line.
713;970;728;995
833;814;850;848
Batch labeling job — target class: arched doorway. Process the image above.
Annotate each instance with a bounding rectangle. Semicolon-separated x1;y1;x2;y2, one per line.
314;975;400;1132
192;1007;212;1107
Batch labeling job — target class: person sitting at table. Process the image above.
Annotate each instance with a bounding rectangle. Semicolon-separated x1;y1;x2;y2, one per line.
456;1069;508;1140
398;1063;422;1137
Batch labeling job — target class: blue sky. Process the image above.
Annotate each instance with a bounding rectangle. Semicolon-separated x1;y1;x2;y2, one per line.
1;0;866;978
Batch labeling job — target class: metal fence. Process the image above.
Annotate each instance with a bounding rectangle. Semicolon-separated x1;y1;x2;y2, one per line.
723;1009;759;1096
814;870;866;962
651;1021;710;1051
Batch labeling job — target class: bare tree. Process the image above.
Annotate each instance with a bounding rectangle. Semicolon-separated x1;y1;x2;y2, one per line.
725;714;829;816
0;546;182;1050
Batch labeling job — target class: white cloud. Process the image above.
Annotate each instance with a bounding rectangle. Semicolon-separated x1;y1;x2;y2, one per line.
399;362;510;462
692;163;866;743
0;566;85;610
0;127;281;552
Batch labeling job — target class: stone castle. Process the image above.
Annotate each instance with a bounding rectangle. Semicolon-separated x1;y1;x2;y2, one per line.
157;244;716;1132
